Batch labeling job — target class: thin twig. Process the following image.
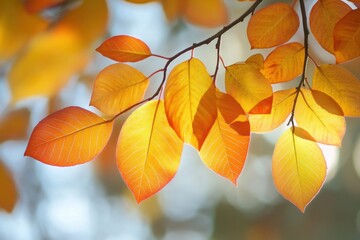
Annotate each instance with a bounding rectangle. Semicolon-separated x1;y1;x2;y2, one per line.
109;0;263;120
287;0;310;128
213;36;222;82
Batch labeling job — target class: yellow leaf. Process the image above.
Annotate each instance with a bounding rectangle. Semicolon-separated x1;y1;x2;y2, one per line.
313;64;360;117
160;0;182;21
247;3;299;48
25;107;114;166
245;53;264;70
272;127;326;212
200;91;250;184
96;35;152;62
249;88;296;132
225;62;273;113
295;89;345;146
182;0;228;27
0;0;48;63
116;100;183;203
164;58;217;149
9;0;108;102
262;42;305;83
309;0;351;54
334;9;360;63
0;161;18;213
0;108;31;143
90;63;149;116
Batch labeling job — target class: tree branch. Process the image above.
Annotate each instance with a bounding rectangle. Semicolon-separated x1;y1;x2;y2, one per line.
288;0;309;128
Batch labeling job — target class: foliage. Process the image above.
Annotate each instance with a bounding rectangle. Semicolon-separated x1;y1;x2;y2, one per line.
1;0;359;213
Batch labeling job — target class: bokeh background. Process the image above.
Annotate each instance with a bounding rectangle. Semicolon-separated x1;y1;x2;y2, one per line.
1;0;360;239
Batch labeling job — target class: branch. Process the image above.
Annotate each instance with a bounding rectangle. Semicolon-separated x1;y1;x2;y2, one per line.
288;0;309;127
110;0;263;120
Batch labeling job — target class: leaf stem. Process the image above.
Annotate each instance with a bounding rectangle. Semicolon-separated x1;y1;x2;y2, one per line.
287;0;309;128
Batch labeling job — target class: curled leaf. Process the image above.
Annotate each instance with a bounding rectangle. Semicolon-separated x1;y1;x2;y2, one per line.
96;35;152;62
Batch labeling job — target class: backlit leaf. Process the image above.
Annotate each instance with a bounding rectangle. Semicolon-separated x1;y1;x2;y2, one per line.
9;0;108;102
200;91;250;184
24;0;66;13
90;63;149;116
0;0;48;63
313;64;360;117
0;108;31;143
247;3;299;48
225;62;272;113
272;127;326;212
164;58;217;149
182;0;228;27
245;53;264;70
334;9;360;63
295;89;345;146
25;107;114;166
0;161;18;213
249;88;296;132
309;0;351;54
96;35;152;62
116;100;183;203
262;42;305;83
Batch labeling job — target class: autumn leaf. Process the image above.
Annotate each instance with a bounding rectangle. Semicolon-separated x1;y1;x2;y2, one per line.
295;89;345;146
96;35;152;62
312;64;360;117
116;100;183;203
0;0;48;63
0;161;18;213
24;0;66;13
200;91;250;184
182;0;228;28
225;60;272;114
247;3;299;48
245;53;264;70
25;107;114;166
0;108;31;143
9;0;108;102
309;0;351;54
249;88;296;132
164;58;217;149
333;9;360;63
90;63;149;116
262;42;305;83
272;127;326;212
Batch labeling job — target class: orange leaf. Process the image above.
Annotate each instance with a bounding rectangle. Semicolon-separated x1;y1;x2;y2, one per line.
249;88;296;132
295;89;345;146
164;58;217;149
225;62;272;114
272;127;326;212
25;107;114;166
116;100;183;203
245;53;264;70
9;0;108;102
309;0;351;54
334;9;360;63
90;63;149;115
96;35;152;62
0;0;48;63
247;3;299;48
182;0;228;27
0;108;31;143
125;0;155;3
200;91;250;184
312;64;360;117
0;161;18;213
24;0;66;13
262;42;305;83
160;0;182;21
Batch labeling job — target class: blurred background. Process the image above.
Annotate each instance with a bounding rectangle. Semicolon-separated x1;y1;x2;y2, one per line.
1;0;360;239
